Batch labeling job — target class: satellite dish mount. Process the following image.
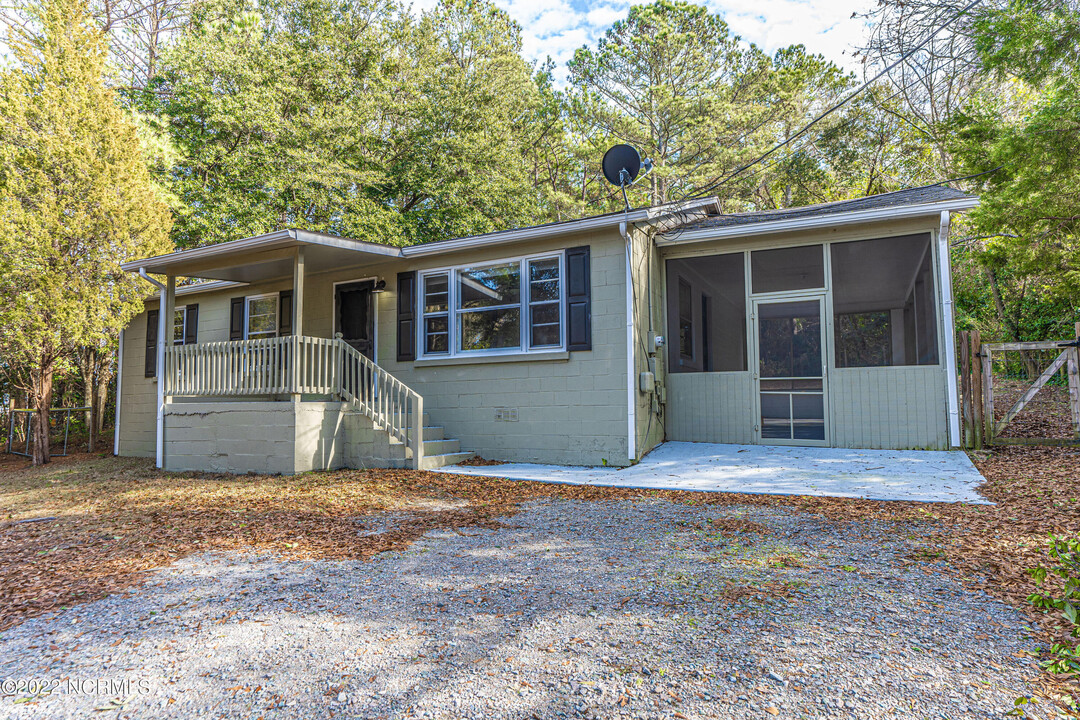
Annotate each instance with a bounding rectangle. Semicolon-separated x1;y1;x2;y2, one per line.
602;144;653;210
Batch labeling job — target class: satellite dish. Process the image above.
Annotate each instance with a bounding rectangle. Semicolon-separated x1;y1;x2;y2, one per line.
602;144;643;187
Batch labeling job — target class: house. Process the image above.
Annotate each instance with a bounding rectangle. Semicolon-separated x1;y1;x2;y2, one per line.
113;185;977;474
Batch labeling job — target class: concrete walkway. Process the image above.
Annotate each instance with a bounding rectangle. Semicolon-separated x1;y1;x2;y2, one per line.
439;442;989;504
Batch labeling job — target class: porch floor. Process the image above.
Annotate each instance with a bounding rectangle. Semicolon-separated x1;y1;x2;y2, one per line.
438;441;990;504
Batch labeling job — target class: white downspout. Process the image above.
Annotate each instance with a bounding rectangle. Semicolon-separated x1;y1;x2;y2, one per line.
113;329;124;456
139;268;167;468
621;220;637;462
937;211;961;448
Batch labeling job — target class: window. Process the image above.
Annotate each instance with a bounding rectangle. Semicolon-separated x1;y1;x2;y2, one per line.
423;274;450;354
173;306;187;345
830;234;939;367
528;258;561;348
420;254;564;357
458;262;521;351
751;245;825;294
245;294;278;340
666;253;747;373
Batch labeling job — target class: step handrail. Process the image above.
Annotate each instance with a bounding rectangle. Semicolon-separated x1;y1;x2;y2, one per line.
334;340;425;470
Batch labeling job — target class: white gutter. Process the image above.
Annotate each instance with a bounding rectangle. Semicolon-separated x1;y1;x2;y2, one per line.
113;329;123;456
113;328;123;453
621;220;637;462
937;211;961;447
656;198;979;246
139;268;167;469
120;229;400;274
402;198;719;258
121;200;722;275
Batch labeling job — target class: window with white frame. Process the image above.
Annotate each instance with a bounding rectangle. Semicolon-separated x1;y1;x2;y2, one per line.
420;254;564;357
172;306;187;345
245;294;279;340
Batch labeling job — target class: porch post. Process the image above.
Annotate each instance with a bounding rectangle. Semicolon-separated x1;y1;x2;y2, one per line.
158;274;175;469
292;247;305;399
293;246;305;337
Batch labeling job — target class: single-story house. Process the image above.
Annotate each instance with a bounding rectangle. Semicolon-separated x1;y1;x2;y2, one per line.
113;185;976;474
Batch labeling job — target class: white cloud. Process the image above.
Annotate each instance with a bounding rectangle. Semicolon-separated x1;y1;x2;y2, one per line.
411;0;874;84
497;0;873;83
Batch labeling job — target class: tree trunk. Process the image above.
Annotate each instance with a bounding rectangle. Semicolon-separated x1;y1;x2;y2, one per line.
74;346;96;451
83;372;95;451
94;348;114;447
31;367;53;465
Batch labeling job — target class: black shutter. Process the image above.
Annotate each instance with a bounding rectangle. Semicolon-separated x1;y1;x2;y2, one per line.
184;304;198;345
229;297;245;340
565;245;592;351
278;291;293;336
144;309;159;377
397;271;417;361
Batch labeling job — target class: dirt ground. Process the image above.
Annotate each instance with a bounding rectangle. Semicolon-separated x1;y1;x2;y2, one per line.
0;443;1078;712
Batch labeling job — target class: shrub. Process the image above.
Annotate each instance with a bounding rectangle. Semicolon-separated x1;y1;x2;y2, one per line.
1028;534;1080;674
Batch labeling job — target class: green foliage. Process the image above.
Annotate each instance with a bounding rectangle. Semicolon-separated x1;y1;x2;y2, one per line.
1028;534;1080;675
0;0;172;461
149;0;542;248
950;0;1080;330
567;0;773;207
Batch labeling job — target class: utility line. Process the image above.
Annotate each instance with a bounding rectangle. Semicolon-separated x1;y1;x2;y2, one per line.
677;0;987;204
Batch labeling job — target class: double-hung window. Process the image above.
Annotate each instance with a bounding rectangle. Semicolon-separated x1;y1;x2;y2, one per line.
245;294;279;340
420;254;564;357
173;306;188;346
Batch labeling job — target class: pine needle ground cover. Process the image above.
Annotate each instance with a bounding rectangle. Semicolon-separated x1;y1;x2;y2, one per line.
1;447;1077;702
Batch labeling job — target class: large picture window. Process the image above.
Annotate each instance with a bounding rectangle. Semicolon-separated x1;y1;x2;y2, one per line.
420;254;564;357
831;234;939;367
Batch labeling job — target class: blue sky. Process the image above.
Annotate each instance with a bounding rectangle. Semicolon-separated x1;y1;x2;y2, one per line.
413;0;874;83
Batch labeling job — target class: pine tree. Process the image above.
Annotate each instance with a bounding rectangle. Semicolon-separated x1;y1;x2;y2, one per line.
0;0;172;464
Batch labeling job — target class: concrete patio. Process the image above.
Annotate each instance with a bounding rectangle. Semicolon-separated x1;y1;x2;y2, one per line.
439;442;989;504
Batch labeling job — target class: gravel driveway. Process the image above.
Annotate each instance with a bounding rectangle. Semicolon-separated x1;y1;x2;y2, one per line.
1;498;1041;719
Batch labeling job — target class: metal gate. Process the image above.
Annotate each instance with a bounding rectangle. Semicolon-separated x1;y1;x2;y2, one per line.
958;325;1080;448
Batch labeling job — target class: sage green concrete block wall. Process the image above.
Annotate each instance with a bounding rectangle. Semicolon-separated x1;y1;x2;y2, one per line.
163;401;354;473
118;229;632;467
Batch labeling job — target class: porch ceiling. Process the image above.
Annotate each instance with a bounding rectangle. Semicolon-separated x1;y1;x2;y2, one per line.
121;229;403;282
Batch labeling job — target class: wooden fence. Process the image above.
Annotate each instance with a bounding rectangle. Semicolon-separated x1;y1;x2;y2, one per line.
958;322;1080;448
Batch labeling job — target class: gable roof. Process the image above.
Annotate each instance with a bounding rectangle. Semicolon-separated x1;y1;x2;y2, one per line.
659;185;977;245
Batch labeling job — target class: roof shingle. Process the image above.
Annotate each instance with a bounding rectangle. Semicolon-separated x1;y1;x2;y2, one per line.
681;185;974;231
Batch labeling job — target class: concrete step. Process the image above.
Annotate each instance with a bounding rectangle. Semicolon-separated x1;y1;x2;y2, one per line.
419;451;474;470
423;425;445;441
423;439;460;456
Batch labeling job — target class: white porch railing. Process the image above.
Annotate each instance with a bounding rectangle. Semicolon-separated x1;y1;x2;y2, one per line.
164;336;424;469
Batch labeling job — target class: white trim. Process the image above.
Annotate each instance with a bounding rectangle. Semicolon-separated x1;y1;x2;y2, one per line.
332;276;380;360
244;292;280;340
138;268;167;469
121;228;401;274
113;328;123;456
751;293;830;447
416;251;567;360
656;198;979;246
938;210;961;447
401;199;719;257
171;304;187;346
622;221;636;462
122;200;720;275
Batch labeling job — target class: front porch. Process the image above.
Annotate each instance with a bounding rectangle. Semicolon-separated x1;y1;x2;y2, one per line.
159;336;472;472
128;229;474;473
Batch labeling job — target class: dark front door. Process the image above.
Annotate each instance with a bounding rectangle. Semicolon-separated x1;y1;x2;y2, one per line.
336;280;376;359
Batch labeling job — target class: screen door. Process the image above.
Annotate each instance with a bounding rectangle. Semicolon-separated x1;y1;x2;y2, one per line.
754;297;827;444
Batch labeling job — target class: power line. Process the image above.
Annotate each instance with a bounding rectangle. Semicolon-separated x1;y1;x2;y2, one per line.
678;0;987;204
